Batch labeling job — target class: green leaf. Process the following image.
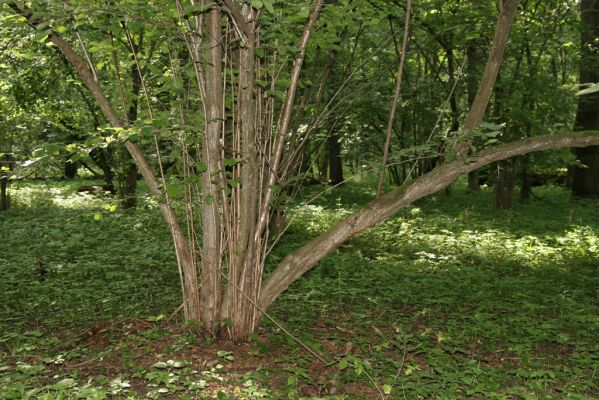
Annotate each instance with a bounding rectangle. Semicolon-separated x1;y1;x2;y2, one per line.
227;178;240;187
183;2;214;17
223;158;242;167
140;126;153;136
250;0;263;10
383;384;392;394
263;0;275;14
146;314;165;322
217;391;228;400
53;378;77;389
338;359;348;370
298;6;310;19
45;143;61;156
196;162;208;173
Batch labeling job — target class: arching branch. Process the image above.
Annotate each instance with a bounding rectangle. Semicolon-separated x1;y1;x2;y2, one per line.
260;131;599;309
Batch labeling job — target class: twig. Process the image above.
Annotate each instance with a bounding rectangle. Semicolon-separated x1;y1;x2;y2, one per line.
166;303;185;324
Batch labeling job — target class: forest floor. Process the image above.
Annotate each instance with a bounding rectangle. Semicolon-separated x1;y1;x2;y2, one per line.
0;178;598;399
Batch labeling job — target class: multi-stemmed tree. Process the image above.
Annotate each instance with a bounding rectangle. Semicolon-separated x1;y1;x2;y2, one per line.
4;0;599;340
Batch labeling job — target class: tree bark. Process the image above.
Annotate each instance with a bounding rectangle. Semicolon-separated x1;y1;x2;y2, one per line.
493;159;515;208
520;154;531;200
0;154;11;211
199;5;225;334
327;133;344;186
221;4;261;340
64;159;78;179
0;178;8;211
572;0;599;196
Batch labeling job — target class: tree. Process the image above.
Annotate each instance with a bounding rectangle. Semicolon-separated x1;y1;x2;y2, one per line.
572;0;599;196
4;0;599;341
0;153;12;211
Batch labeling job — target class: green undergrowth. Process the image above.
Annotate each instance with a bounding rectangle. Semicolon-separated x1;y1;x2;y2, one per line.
1;178;598;399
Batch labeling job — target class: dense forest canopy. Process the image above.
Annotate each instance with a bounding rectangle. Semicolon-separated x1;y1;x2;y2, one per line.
1;0;598;341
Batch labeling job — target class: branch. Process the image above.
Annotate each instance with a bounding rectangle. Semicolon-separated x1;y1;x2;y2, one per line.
376;0;412;199
455;0;520;156
254;0;325;244
217;0;252;40
259;130;599;310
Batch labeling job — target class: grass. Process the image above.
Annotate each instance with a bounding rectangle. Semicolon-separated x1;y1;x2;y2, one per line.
0;178;597;399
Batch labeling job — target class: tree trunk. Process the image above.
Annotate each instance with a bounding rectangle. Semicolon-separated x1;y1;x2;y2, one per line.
572;0;599;196
198;5;225;334
468;170;480;191
327;133;344;186
64;159;78;179
222;4;261;341
520;154;531;201
320;153;328;181
0;177;9;211
90;148;115;187
118;159;138;208
491;73;515;209
116;33;145;209
0;154;12;211
519;43;536;201
493;159;515;208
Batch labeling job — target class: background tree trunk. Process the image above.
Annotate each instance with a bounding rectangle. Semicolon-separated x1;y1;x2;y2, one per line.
327;134;344;186
520;154;531;200
116;33;145;209
0;178;8;211
0;154;12;211
491;71;515;209
572;0;599;197
493;159;515;208
63;159;78;179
